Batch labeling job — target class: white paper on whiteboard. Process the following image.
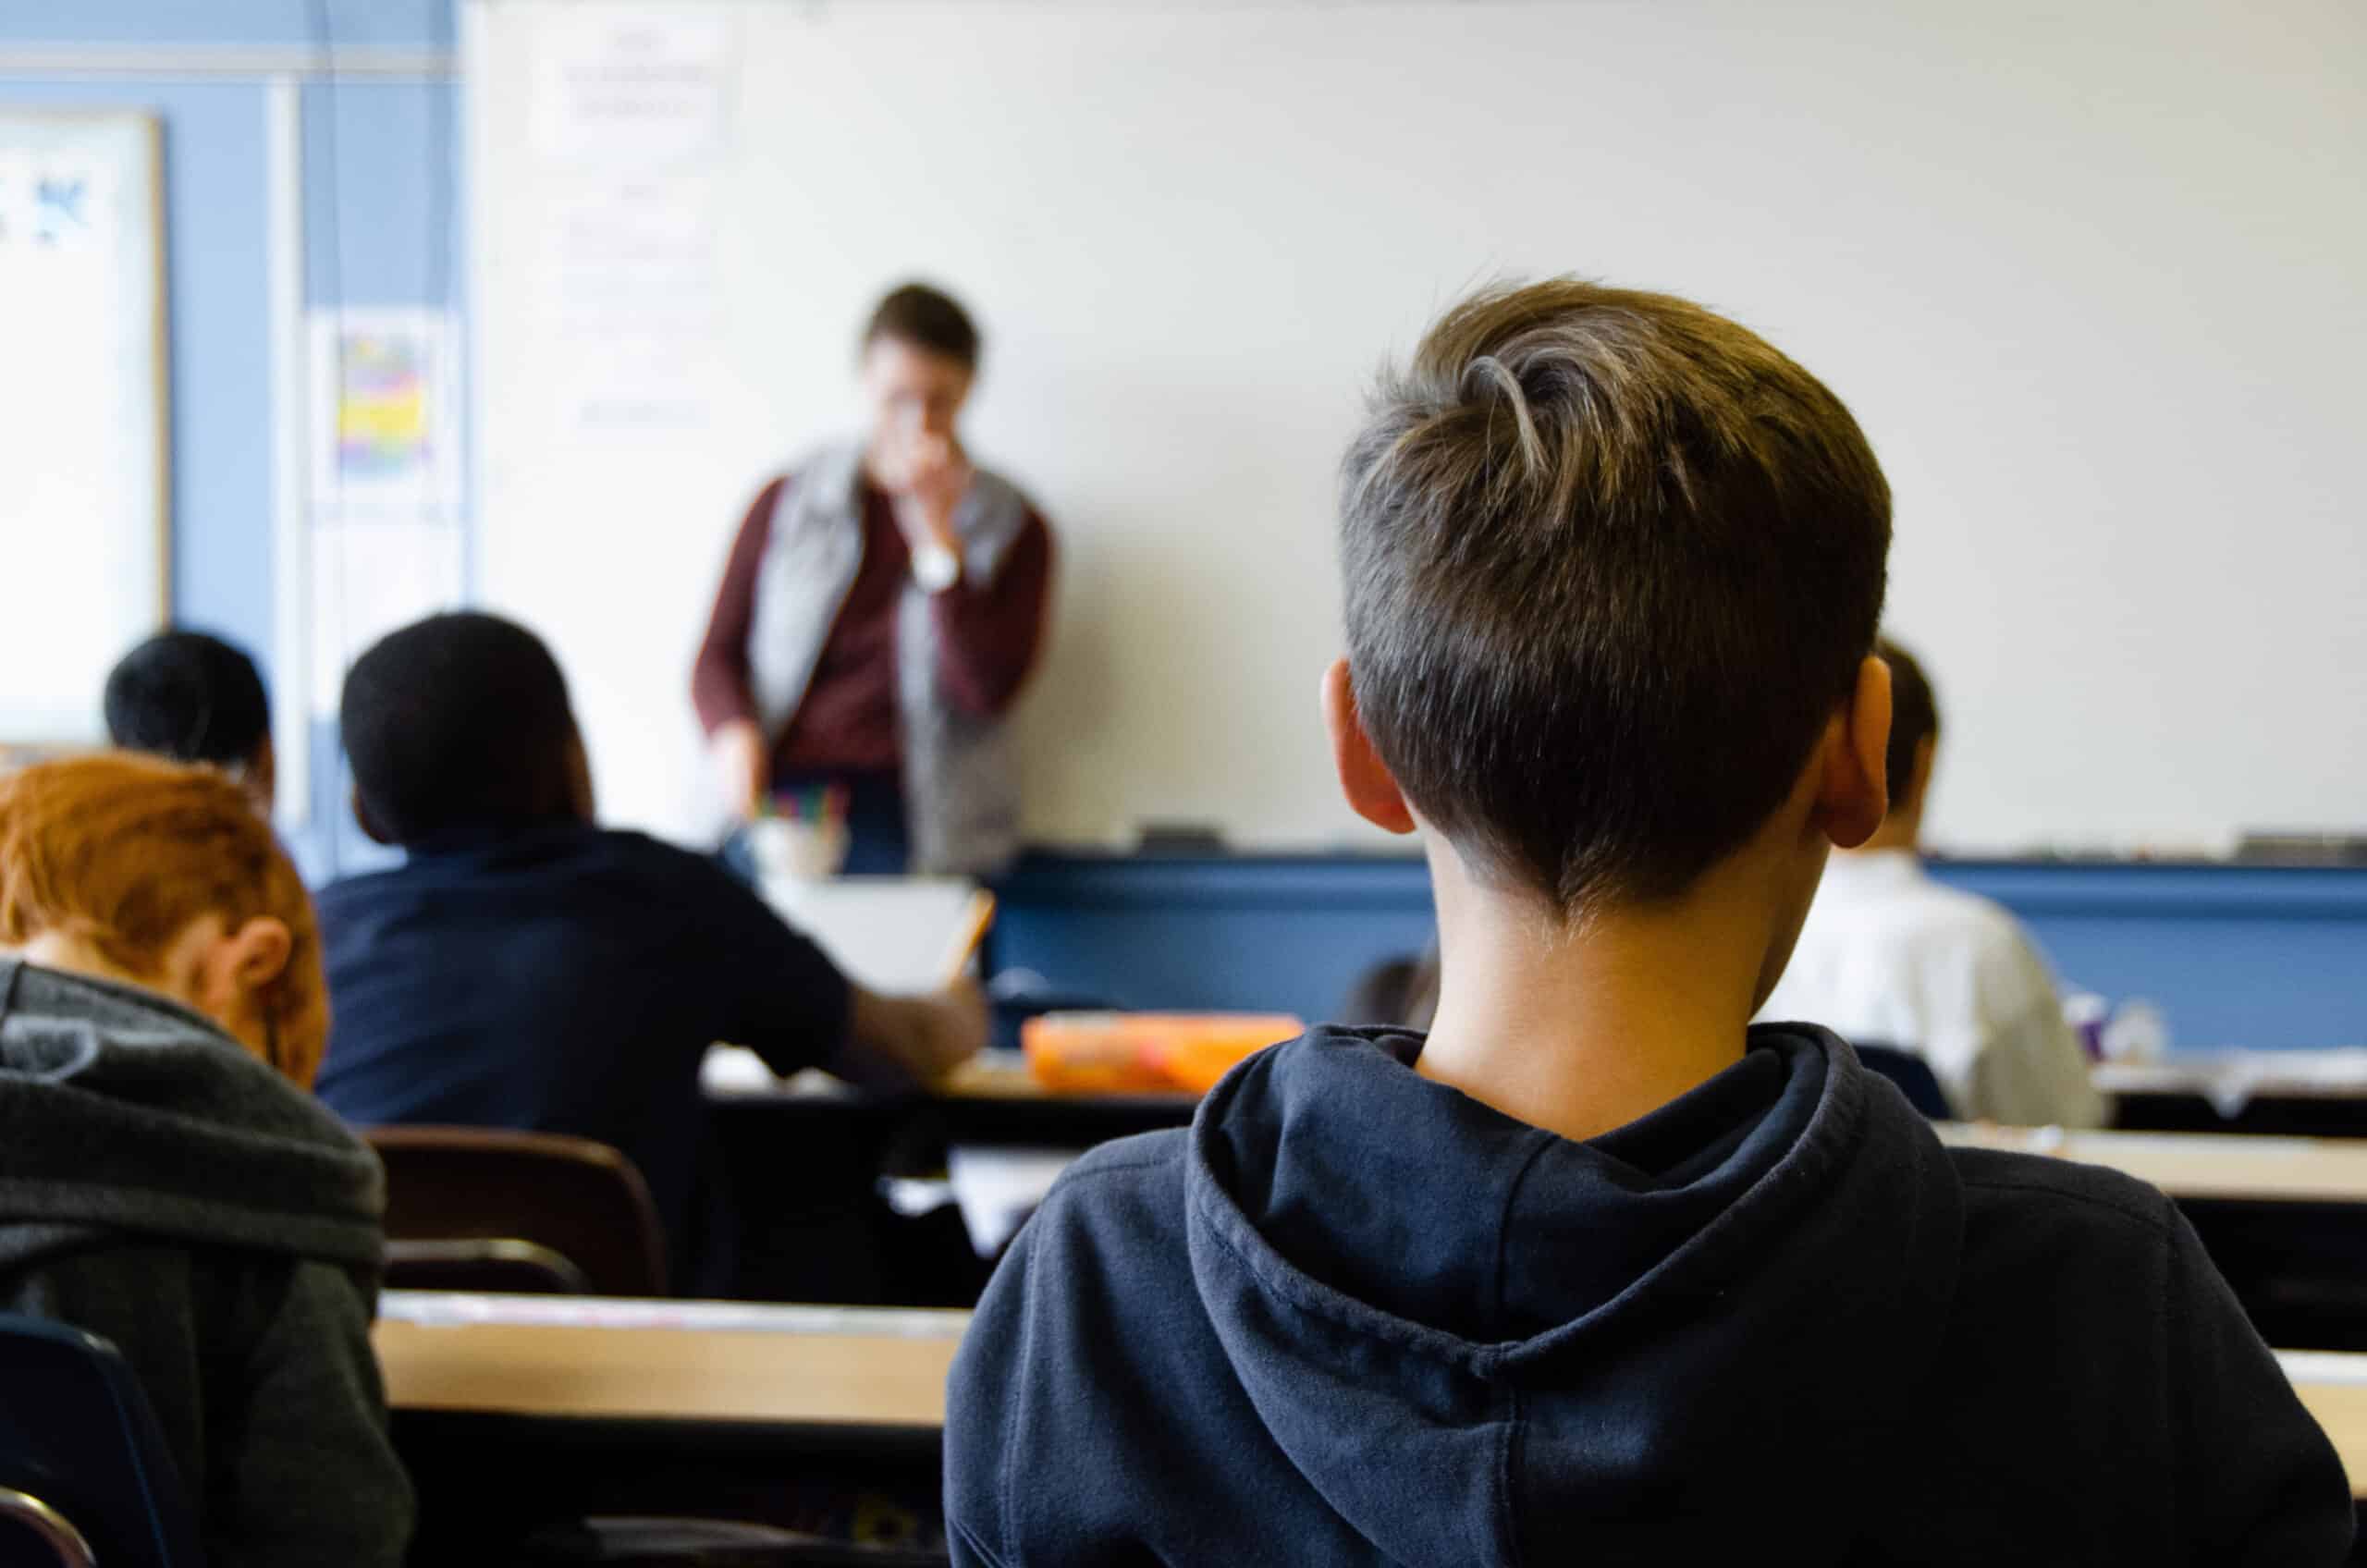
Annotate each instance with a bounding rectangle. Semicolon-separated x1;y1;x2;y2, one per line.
530;5;736;165
537;180;718;438
308;520;465;717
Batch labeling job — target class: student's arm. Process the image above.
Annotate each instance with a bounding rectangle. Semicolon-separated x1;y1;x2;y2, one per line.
1967;991;2108;1128
1965;932;2108;1128
929;510;1054;718
693;479;786;815
2163;1213;2355;1563
216;1262;413;1568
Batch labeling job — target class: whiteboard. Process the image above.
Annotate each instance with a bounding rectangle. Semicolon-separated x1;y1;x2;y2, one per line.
468;0;2367;856
0;112;168;744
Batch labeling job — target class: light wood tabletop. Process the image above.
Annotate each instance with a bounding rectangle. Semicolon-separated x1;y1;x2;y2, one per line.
934;1052;1195;1104
372;1296;2367;1500
374;1293;967;1428
704;1047;1196;1107
1937;1124;2367;1204
2282;1353;2367;1500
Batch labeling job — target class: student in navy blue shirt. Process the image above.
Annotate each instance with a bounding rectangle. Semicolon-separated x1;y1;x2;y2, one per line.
313;612;985;1293
944;282;2353;1563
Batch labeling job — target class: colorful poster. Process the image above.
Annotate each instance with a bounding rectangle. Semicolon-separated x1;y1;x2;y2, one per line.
309;308;458;506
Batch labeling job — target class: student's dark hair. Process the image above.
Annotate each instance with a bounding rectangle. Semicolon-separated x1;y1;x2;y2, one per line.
1878;636;1939;812
1340;278;1892;912
862;282;981;371
104;629;272;770
340;612;580;844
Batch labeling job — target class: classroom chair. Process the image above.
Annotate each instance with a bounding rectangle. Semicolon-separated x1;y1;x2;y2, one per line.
1853;1043;1956;1121
0;1314;201;1567
369;1126;670;1296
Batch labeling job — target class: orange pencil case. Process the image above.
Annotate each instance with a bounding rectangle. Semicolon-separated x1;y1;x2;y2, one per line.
1021;1012;1306;1095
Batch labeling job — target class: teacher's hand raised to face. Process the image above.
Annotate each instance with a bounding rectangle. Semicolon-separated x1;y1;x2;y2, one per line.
883;433;975;561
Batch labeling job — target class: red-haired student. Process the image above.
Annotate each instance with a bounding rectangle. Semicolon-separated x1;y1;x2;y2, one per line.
0;753;411;1567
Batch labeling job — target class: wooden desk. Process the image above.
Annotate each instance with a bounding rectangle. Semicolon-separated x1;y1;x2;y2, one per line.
374;1293;2367;1518
1947;1127;2367;1353
375;1293;965;1429
2101;1053;2367;1104
705;1051;1196;1304
377;1294;964;1553
2101;1052;2367;1140
706;1047;1196;1121
1938;1125;2367;1204
2281;1352;2367;1500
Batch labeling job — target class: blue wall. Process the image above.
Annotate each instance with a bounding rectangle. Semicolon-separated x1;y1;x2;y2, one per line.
988;853;2367;1054
1;0;460;877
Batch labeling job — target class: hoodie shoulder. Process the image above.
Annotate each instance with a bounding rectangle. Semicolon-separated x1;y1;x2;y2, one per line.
1029;1129;1193;1248
1948;1145;2179;1242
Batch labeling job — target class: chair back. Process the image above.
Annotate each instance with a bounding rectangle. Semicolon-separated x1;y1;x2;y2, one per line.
368;1127;669;1297
0;1314;201;1567
1852;1042;1956;1121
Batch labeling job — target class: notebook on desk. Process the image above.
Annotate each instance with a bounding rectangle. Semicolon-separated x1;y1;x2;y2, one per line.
759;876;993;993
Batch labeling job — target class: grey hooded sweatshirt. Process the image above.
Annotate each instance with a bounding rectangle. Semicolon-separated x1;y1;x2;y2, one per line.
0;958;412;1565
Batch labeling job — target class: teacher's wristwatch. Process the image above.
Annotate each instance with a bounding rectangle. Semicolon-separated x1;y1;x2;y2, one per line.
912;540;963;594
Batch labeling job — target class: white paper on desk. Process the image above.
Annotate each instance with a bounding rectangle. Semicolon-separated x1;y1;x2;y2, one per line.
948;1145;1078;1257
307;520;465;718
761;876;987;995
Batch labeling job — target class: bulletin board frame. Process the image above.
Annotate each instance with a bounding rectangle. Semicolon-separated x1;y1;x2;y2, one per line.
0;108;170;752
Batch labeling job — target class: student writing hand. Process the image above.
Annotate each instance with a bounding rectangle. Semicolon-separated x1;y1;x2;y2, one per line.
711;718;769;821
850;980;988;1084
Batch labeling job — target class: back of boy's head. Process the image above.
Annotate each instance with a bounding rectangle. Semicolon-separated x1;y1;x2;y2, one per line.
1340;278;1892;913
104;630;271;771
0;752;328;1086
341;612;581;845
1877;636;1940;809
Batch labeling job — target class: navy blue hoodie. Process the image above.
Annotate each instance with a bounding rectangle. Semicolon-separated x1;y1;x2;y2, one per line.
946;1025;2351;1564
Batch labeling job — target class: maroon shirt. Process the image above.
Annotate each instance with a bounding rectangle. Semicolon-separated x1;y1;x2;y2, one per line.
693;471;1055;776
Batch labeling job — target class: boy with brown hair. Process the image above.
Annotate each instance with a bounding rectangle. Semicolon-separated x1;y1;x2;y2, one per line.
945;281;2350;1563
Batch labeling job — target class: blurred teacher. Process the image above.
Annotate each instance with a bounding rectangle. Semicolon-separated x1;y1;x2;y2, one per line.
693;284;1056;876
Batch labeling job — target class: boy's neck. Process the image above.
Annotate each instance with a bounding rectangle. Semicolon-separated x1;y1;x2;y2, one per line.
1414;847;1779;1145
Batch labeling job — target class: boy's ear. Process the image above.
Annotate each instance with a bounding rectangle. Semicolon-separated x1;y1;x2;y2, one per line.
1321;659;1417;836
351;786;396;846
1815;654;1893;849
564;725;597;823
222;916;294;991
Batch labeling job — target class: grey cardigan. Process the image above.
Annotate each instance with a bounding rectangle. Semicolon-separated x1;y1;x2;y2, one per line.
748;441;1033;875
0;959;412;1566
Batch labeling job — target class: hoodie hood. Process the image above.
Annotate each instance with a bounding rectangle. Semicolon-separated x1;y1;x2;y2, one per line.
1184;1023;1962;1562
0;958;384;1273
